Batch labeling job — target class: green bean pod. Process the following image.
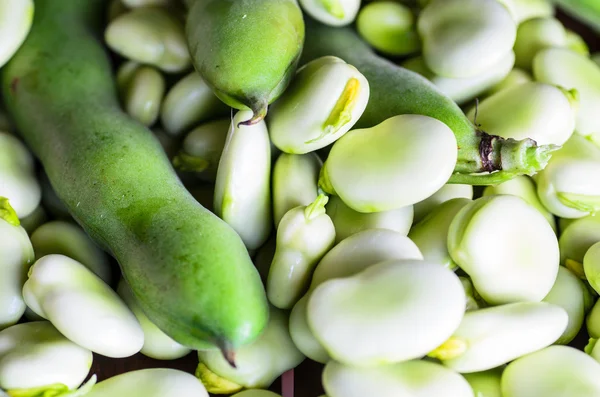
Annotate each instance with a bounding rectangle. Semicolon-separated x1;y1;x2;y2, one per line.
267;195;336;309
429;302;567;373
30;220;112;283
0;199;34;330
196;307;304;394
186;0;305;125
302;19;555;184
160;72;229;137
502;346;600;396
326;195;413;243
272;153;321;227
0;321;93;394
214;110;272;250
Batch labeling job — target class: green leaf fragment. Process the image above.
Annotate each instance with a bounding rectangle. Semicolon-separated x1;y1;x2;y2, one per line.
0;197;20;226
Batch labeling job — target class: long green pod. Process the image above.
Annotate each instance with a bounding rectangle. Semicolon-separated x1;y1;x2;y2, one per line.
186;0;305;125
302;19;555;185
2;0;268;360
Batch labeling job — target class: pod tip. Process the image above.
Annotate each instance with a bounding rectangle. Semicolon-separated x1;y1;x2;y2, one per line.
238;99;268;127
219;342;237;368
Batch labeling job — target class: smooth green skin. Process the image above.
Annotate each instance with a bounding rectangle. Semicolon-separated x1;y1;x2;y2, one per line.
513;17;567;71
356;2;420;56
186;0;305;123
587;298;600;338
121;65;165;127
542;266;586;344
463;367;503;397
412;183;473;224
30;221;112;283
553;0;600;33
484;68;532;99
2;0;269;353
302;19;554;185
566;29;590;56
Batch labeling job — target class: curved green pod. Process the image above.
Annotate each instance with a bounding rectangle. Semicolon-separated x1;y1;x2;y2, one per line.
186;0;305;125
3;0;269;359
302;19;555;185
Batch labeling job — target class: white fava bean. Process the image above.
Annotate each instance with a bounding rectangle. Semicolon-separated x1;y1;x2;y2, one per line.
418;0;516;78
289;295;330;364
117;279;191;360
499;0;554;24
268;56;369;154
197;307;304;393
0;200;34;330
160;72;229;136
299;0;360;27
30;221;112;283
84;368;208;397
484;68;532;98
535;133;600;219
308;260;465;367
463;367;503;397
214;110;272;250
272;153;321;227
483;175;557;232
409;198;471;271
0;132;41;218
467;82;577;146
559;214;600;273
0;0;33;68
267;196;336;309
513;18;567;71
321;114;457;213
402;52;515;105
533;48;600;143
326;195;413;243
0;321;92;391
542;267;586;344
448;195;559;305
430;302;567;373
22;255;144;358
323;359;474;397
412;183;473;224
501;346;600;397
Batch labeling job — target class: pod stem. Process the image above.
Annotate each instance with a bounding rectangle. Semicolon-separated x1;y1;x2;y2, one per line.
238;98;268;127
305;194;329;221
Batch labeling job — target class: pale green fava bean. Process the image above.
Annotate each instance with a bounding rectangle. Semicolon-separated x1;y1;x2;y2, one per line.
19;205;47;236
542;266;586;344
448;195;559;305
534;134;600;219
584;241;600;293
566;29;590;56
0;200;34;330
0;321;92;392
272;153;321;227
483;176;556;232
587;298;600;338
499;0;554;24
267;195;336;309
197;307;304;393
513;17;567;71
299;0;361;27
308;260;465;367
116;61;141;96
267;56;370;154
290;229;423;364
105;7;190;73
214;110;272;250
467;82;577;146
22;255;144;358
409;198;471;271
402;52;515;105
323;359;474;397
412;183;473;224
501;346;600;397
327;195;413;243
585;337;600;363
0;132;41;218
172;119;229;181
84;369;208;397
121;65;165;127
232;391;282;397
321;114;457;213
533;48;600;143
117;279;191;360
0;0;34;68
559;214;600;277
30;221;112;284
356;2;420;56
429;302;567;373
418;0;516;78
463;367;503;397
253;237;276;285
484;68;532;98
160;72;229;137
